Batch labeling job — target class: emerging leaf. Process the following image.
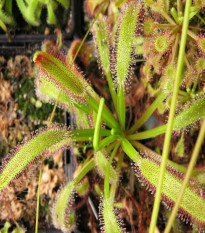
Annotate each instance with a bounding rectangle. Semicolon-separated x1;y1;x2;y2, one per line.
197;35;205;56
154;34;170;53
92;19;111;75
175;132;185;157
196;57;205;74
66;39;94;66
85;0;108;17
52;181;76;232
144;18;156;36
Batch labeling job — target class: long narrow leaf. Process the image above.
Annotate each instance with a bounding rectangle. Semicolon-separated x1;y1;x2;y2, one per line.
121;138;205;228
0;124;71;192
92;19;117;108
115;2;140;85
128;95;205;140
115;2;140;129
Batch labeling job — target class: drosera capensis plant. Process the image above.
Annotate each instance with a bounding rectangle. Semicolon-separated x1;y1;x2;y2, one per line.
0;0;205;232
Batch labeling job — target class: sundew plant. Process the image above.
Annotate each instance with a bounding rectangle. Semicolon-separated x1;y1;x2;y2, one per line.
0;0;205;232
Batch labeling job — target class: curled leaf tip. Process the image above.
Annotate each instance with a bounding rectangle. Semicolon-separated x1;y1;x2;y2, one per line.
52;181;76;233
33;51;89;103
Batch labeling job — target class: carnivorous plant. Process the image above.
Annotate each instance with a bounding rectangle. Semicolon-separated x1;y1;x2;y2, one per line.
0;0;205;232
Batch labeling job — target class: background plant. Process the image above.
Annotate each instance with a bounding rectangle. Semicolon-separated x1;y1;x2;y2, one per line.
0;0;205;232
142;0;205;113
0;0;70;28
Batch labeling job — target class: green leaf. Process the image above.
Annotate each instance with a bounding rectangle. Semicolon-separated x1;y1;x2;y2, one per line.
33;51;89;103
115;2;140;130
122;138;205;226
71;128;111;141
189;6;199;20
129;92;166;133
116;85;126;130
16;0;40;26
115;0;129;7
116;2;140;85
92;19;117;109
175;132;184;157
52;158;95;232
0;18;7;32
174;95;205;129
11;227;25;233
75;177;90;196
139;157;205;225
101;197;122;233
35;76;90;113
121;137;141;163
93;98;104;151
128;95;205;140
0;8;15;25
56;0;70;9
93;20;111;74
46;0;57;25
87;96;120;129
52;181;76;232
0;125;71;192
5;0;12;16
0;221;11;233
95;150;118;183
